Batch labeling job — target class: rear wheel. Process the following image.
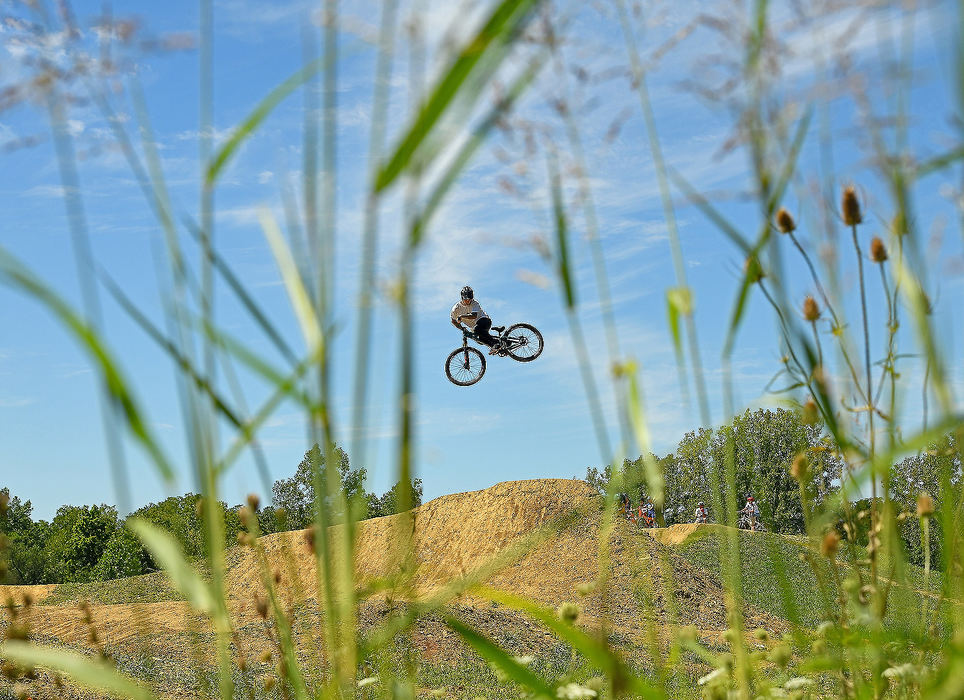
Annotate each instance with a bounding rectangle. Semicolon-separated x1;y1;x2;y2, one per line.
503;323;543;362
445;347;486;386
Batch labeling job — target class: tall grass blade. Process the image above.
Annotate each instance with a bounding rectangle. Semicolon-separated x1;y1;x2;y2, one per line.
128;519;217;616
0;248;174;483
446;618;557;699
206;57;324;185
374;0;542;192
0;642;157;700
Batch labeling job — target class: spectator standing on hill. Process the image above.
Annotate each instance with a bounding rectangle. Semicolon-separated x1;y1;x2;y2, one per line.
742;496;760;530
694;501;708;524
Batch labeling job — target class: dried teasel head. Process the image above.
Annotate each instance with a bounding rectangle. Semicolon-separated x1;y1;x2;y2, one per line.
776;208;796;234
842;185;862;226
802;295;820;322
821;531;840;558
917;492;935;518
870;236;888;263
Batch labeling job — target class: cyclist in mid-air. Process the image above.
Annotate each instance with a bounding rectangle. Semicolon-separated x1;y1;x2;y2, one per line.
451;286;501;355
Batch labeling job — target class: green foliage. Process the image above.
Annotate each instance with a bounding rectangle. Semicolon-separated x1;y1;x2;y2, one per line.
59;504;119;583
589;408;844;532
93;525;152;581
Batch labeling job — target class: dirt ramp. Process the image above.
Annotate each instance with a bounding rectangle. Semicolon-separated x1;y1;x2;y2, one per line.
226;479;599;601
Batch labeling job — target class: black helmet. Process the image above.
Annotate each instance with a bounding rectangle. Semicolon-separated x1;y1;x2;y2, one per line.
460;285;474;300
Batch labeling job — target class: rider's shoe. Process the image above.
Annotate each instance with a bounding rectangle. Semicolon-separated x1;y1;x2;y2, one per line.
488;344;501;355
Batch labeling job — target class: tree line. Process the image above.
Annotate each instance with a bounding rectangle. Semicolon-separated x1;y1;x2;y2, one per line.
0;444;421;585
584;407;960;568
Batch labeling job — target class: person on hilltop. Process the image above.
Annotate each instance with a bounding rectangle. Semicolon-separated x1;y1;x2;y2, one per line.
741;495;761;531
641;499;656;526
451;286;502;355
694;501;709;524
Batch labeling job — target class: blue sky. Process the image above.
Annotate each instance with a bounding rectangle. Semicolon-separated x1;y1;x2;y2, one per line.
1;0;961;520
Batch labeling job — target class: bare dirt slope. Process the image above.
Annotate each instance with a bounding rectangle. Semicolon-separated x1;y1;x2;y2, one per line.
2;479;788;696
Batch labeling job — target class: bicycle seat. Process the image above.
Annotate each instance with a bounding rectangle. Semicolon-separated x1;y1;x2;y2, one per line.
491;325;505;333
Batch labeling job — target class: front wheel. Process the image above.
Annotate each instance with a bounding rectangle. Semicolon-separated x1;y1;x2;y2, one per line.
445;347;486;386
503;323;544;362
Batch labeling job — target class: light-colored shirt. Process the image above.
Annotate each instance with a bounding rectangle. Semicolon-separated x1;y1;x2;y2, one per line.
451;300;487;330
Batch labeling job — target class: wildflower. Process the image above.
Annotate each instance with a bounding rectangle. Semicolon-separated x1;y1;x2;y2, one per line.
776;208;796;234
842;186;862;226
557;682;597;699
917;492;934;518
744;255;765;284
821;531;839;558
870;237;888;263
790;453;808;481
558;602;580;623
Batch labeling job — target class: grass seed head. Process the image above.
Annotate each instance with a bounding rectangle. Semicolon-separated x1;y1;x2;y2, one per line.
842;185;862;226
802;398;819;425
259;649;272;663
769;644;791;668
744;255;765;284
821;531;840;558
917;492;934;518
246;493;260;511
776;208;796;234
870;236;888;262
802;295;820;322
0;491;8;516
238;506;252;529
254;595;268;619
790;453;808;481
557;601;579;623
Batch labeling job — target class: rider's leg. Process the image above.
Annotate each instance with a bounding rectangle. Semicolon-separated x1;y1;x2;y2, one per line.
474;317;495;346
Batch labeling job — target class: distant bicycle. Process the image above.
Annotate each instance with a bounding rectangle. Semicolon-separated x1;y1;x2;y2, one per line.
738;513;767;532
444;323;544;386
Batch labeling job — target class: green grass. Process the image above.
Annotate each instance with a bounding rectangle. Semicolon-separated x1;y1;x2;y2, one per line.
41;571;184;607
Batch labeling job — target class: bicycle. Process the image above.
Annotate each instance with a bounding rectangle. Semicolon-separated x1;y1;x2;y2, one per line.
444;322;544;386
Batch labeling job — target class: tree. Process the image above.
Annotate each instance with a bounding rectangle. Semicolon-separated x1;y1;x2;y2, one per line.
367;478;424;519
1;488;47;584
890;434;962;568
60;505;119;583
272;444;368;530
94;525;151;580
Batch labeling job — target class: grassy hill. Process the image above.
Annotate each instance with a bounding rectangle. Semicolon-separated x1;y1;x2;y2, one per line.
0;479;947;699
